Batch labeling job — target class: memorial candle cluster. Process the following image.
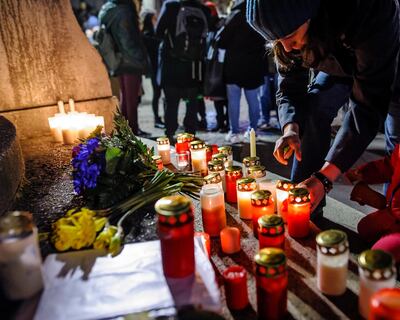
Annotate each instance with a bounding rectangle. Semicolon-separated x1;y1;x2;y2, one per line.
236;177;257;220
251;190;274;238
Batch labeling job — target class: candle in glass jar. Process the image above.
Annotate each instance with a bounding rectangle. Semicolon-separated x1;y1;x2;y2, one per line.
369;288;400;320
155;195;195;278
0;212;44;300
223;266;249;310
248;164;266;183
175;133;194;154
255;248;288;320
200;184;226;237
157;137;171;165
190;140;208;176
251;190;274;238
276;180;295;221
225;166;243;203
316;229;349;296
242;156;260;177
287;188;311;238
218;146;233;166
258;179;278;213
220;227;241;254
258;215;285;249
208;159;226;192
358;250;397;319
176;151;190;171
152;155;164;171
212;152;230;169
237;178;257;220
204;172;224;191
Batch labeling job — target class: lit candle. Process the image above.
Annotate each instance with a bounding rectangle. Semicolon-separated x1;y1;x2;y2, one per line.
218;146;233;166
194;231;211;258
152;155;163;171
200;184;226;237
156;137;171;165
175;133;194;154
276;180;295;222
94;116;106;133
68;98;76;112
237;178;257;220
242;156;260;177
358;250;397;319
251;190;274;238
225;166;243;203
369;288;400;320
223;266;249;310
250;128;256;157
255;248;288;320
247;164;265;182
316;229;349;296
48;116;63;142
190;140;208;176
175;151;190;171
155;195;195;278
287;188;311;238
57;100;65;114
207;159;226;192
258;215;285;249
212;152;229;168
220;227;241;254
61;117;79;145
258;179;278;213
204;172;224;191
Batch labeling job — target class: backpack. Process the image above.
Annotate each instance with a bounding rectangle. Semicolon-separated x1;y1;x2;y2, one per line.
169;4;208;61
93;15;121;76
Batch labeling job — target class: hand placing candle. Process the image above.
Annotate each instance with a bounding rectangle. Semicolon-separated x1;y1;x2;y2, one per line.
220;227;241;254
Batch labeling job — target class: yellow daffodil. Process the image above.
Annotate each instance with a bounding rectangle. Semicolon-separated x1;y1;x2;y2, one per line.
93;226;118;250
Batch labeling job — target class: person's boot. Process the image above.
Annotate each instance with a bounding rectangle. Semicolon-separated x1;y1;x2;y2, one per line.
154;117;165;129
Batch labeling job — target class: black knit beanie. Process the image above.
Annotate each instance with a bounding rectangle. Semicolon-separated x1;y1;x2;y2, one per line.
246;0;321;41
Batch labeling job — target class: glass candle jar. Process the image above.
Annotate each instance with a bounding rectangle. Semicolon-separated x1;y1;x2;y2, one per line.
248;165;266;183
212;152;230;169
358;250;397;319
223;265;249;310
225;166;243;203
206;144;214;163
190;140;208;176
0;211;44;300
242;156;261;177
316;229;349;296
287;188;311;238
369;288;400;320
255;248;288;320
155;195;195;278
258;215;285;249
208;159;226;192
218;146;233;166
157;136;171;165
175;132;194;154
200;184;226;237
220;227;241;254
204;172;223;190
176;151;190;171
276;180;295;221
152;155;163;171
258;179;277;213
251;190;275;238
237;178;258;220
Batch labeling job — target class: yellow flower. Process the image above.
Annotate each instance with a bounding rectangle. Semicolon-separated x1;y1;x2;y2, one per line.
109;232;123;257
93;226;118;250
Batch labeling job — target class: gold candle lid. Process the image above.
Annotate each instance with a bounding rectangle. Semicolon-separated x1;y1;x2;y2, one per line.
276;180;295;191
208;159;224;172
237;177;257;191
255;248;287;278
248;165;266;178
190;140;206;150
218;145;232;155
316;229;349;256
243;156;260;167
251;190;272;206
156;136;170;145
0;211;34;241
288;188;310;204
204;172;222;185
358;250;396;281
258;215;284;236
212;153;228;162
225;165;242;177
177;133;194;143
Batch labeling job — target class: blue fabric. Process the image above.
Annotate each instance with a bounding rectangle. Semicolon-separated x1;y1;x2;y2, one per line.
227;84;261;134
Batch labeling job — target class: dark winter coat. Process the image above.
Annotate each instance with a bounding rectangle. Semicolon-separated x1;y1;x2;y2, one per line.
98;0;148;76
218;2;266;90
276;0;400;172
142;13;161;76
156;0;211;89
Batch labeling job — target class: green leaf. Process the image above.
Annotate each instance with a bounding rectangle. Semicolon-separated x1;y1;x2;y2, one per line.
105;147;123;175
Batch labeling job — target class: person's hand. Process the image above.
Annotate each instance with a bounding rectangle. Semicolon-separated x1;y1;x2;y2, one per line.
274;123;302;165
345;168;362;184
297;176;325;213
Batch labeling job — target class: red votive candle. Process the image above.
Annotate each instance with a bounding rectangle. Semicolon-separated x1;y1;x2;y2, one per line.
195;232;211;258
220;227;241;254
152;155;163;171
369;288;400;320
287;188;311;238
251;190;275;238
156;195;195;278
223;266;249;310
225;166;243;203
175;133;194;154
258;215;285;250
200;183;226;237
255;248;288;320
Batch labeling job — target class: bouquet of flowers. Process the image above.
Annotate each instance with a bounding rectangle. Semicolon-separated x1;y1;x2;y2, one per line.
51;110;203;255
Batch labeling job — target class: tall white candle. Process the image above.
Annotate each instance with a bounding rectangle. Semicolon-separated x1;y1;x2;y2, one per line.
250;128;256;157
69;98;76;112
